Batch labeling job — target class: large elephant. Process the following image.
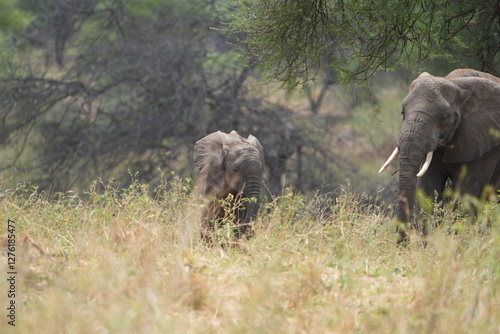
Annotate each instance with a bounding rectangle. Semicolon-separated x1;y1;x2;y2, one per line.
193;130;265;239
379;69;500;242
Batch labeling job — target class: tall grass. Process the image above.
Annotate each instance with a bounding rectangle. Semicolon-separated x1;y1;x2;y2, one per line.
0;178;499;333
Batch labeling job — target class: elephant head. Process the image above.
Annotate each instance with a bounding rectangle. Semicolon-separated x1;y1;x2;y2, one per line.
193;130;265;238
379;69;500;242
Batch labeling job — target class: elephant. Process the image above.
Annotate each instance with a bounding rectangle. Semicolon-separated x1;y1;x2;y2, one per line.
193;130;265;240
379;69;500;243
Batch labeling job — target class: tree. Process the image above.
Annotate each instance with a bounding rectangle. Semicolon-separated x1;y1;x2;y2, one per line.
1;0;234;190
1;0;357;196
228;0;500;86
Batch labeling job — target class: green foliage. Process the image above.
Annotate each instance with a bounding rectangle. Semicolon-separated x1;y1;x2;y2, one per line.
228;0;500;85
0;0;32;33
123;0;163;17
202;193;259;245
227;0;333;87
210;193;243;241
0;0;32;59
122;0;213;22
350;73;407;149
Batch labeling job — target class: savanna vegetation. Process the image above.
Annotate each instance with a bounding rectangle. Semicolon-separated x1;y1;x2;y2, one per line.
0;179;499;333
1;0;500;333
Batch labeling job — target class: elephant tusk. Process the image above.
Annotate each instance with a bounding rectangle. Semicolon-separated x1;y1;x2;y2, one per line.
417;151;434;177
379;147;400;173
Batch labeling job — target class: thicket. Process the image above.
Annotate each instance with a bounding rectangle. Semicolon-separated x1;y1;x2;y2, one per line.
0;0;379;197
0;0;499;202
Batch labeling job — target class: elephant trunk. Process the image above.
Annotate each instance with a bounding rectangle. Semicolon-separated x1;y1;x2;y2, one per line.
396;120;435;242
397;161;420;223
396;154;424;243
237;173;261;237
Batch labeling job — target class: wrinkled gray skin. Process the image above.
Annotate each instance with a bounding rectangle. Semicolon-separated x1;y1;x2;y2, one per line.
381;69;500;243
193;130;265;239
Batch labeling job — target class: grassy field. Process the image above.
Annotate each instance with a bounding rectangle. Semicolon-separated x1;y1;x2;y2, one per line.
1;178;499;334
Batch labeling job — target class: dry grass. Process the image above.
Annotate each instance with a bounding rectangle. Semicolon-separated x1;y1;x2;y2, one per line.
0;179;499;334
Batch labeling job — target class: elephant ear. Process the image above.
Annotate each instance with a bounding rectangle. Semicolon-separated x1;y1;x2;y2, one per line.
443;77;500;163
193;131;230;192
246;134;265;168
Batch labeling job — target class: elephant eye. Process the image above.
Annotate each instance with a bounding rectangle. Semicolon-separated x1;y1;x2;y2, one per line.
441;113;450;120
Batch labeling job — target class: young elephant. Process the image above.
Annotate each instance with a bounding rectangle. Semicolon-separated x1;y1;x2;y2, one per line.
193;130;265;240
379;69;500;243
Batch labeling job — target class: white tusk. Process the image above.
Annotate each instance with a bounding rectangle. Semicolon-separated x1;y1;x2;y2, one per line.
379;147;400;173
417;151;433;177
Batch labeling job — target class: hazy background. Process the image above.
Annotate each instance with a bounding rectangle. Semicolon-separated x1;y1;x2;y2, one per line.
0;0;498;205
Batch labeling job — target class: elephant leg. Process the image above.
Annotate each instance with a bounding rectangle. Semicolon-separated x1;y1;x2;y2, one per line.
416;166;448;235
450;155;500;228
236;221;253;239
229;196;249;239
450;147;500;198
455;156;499;199
233;194;257;240
200;205;212;242
491;160;500;197
200;199;222;241
233;210;253;239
